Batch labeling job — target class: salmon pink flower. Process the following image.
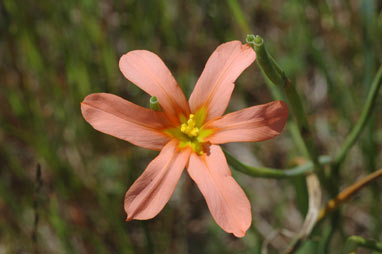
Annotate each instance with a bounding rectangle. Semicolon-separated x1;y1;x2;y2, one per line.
81;41;288;237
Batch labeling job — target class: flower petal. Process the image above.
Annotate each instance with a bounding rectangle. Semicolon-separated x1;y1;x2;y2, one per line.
81;93;171;150
124;140;191;220
204;100;288;144
119;50;190;122
187;145;251;237
189;41;256;121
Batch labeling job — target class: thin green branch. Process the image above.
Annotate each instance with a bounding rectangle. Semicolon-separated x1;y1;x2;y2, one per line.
246;35;327;189
224;149;331;179
333;66;382;170
226;0;251;34
141;221;154;254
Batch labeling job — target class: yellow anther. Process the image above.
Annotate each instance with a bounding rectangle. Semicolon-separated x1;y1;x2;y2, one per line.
180;114;200;138
190;128;199;136
181;124;187;132
187;119;194;126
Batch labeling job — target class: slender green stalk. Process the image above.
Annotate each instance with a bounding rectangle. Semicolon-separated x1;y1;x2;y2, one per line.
320;210;340;254
246;35;285;86
333;66;382;170
246;35;327;189
141;221;154;254
343;235;382;253
226;0;251;34
224;149;331;179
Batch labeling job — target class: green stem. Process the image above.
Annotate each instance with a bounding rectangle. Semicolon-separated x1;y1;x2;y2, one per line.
344;235;382;254
246;35;326;189
320;210;340;254
141;221;154;254
226;0;251;34
333;66;382;170
246;35;285;86
224;149;331;179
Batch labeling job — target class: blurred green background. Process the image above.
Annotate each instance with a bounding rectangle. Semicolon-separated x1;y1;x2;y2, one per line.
0;0;381;253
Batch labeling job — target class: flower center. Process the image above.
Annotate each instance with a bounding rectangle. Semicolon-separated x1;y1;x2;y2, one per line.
180;114;199;138
164;108;213;155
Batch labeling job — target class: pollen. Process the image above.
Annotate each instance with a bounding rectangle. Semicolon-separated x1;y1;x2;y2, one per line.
180;114;200;138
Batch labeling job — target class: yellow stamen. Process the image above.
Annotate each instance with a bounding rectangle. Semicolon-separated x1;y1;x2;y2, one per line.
164;108;213;155
180;114;200;138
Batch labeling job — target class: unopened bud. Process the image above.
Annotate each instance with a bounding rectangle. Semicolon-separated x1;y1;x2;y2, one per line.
150;96;161;111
